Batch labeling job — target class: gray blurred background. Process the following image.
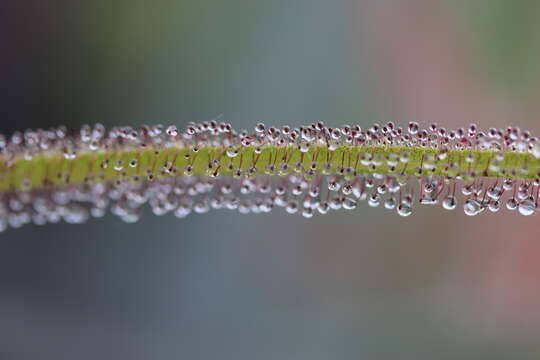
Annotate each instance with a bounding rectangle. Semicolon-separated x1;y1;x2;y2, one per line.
1;1;540;359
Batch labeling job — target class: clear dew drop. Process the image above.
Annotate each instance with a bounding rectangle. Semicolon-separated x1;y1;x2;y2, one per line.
518;198;536;216
328;180;341;192
461;184;473;196
397;203;412;217
503;179;514;191
193;201;210;214
317;202;330;214
408;122;419;135
342;184;353;195
302;207;313;218
328;196;341;210
384;197;396;210
286;201;299;214
506;198;518;211
488;200;500;213
226;147;239;158
442;195;457;210
367;193;380;207
531;143;540;159
114;160;124;171
463;199;483;216
342;198;357;210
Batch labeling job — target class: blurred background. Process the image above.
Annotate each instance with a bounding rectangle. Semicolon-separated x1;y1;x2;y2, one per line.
1;0;540;358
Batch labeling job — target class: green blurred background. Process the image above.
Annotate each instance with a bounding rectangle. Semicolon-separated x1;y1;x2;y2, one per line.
2;1;540;359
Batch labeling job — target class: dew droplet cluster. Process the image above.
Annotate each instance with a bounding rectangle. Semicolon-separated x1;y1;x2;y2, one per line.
0;121;539;231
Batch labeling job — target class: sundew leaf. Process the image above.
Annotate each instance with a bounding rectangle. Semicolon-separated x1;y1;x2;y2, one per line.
0;121;539;231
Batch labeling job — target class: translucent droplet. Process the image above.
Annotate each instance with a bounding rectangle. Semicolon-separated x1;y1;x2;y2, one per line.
397;204;412;217
317;202;330;214
368;193;380;207
302;207;313;218
503;179;513;191
329;196;343;210
226;147;239;158
531;143;540;159
384;197;396;210
114;160;124;171
328;180;340;192
286;201;299;214
463;199;482;216
408;122;419;135
461;184;473;196
488;200;500;213
174;205;192;218
343;198;357;210
506;198;518;211
518;198;536;216
442;195;457;210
